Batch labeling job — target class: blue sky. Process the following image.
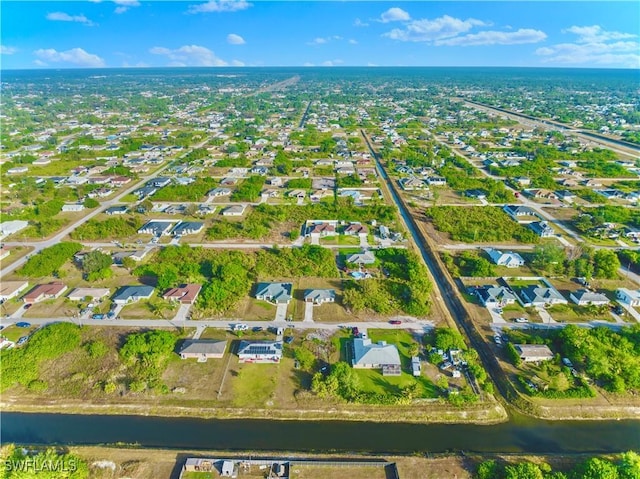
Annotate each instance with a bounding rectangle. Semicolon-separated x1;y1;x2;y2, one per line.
1;1;639;69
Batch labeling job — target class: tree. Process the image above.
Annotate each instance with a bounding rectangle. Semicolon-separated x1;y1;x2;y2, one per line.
83;197;99;208
434;328;466;351
408;343;420;358
294;346;316;370
505;462;544;479
618;451;640;479
593;249;621;279
574;457;619;479
82;250;112;275
476;459;500;479
531;243;566;274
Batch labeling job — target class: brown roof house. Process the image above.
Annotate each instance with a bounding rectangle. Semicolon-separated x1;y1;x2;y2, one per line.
23;282;67;304
163;284;202;304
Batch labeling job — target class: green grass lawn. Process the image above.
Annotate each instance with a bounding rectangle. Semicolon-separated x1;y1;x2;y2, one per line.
231;362;279;407
1;325;38;343
353;368;437;398
546;303;613;323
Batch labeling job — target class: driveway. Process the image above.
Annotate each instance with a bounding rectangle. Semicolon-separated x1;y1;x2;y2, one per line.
359;234;368;248
303;302;314;322
488;307;507;324
535;306;556;324
274;303;288;322
173;303;192;321
620;303;640;323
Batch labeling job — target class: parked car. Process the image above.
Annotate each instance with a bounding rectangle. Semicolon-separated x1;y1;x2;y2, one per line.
284;336;294;344
612;305;624;315
92;314;105;320
389;319;402;325
233;323;248;331
252;326;263;332
514;317;529;323
16;322;31;328
17;336;29;346
107;311;116;319
352;327;359;336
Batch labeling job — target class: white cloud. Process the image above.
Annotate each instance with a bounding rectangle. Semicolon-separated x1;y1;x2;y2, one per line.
321;59;344;66
537;26;639;68
34;59;48;67
227;33;246;45
379;7;410;23
354;18;369;27
563;25;636;43
303;62;315;67
150;44;227;66
307;35;343;46
46;12;95;26
384;15;487;42
436;28;546;46
348;39;358;45
0;45;18;55
33;47;105;67
231;59;245;66
188;0;251;14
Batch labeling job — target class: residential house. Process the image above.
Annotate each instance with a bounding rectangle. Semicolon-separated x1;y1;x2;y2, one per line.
475;286;517;308
307;222;335;237
0;281;29;302
304;289;336;305
426;176;447;186
134;186;156;198
255;282;293;304
138;220;174;236
266;177;283;187
109;176;131;187
310;190;333;202
503;205;537;220
171;222;204;236
0;220;29;239
105;205;128;215
147;177;171;188
515;344;554;363
528;221;555;238
287;189;306;200
399;177;427;190
570;289;610;306
485;248;525;268
0;246;10;261
343;223;368;236
616;288;640;307
112;285;155;304
67;287;110;301
112;249;150;265
179;340;227;361
352;337;402;376
207;187;232;198
23;282;67;304
555;190;576;202
61;203;85;212
163;284;202;304
464;189;487;200
519;285;567;307
514;177;531;187
237;340;283;363
346;250;376;265
222;205;247;216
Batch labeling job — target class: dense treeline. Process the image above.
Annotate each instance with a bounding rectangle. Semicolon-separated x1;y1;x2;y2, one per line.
425;206;539;243
342;249;432;316
18;242;82;278
1;323;82;392
255;245;338;278
230;176;266;202
555;325;640;393
151;177;218;201
476;451;640;479
70;216;143;241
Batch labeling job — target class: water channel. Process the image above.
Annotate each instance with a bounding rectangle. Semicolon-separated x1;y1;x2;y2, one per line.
2;412;639;454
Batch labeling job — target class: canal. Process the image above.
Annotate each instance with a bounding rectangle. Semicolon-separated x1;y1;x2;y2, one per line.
2;412;639;454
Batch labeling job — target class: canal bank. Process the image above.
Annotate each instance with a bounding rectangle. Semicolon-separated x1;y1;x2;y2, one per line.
2;412;639;454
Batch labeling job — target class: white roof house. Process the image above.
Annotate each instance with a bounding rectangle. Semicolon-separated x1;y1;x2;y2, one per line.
0;281;29;302
0;220;29;239
616;288;640;307
304;289;336;305
346;250;376;265
486;248;525;268
569;289;610;306
67;287;111;301
352;337;401;375
515;344;554;363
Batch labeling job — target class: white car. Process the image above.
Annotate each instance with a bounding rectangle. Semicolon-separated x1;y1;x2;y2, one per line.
515;317;529;323
233;323;248;331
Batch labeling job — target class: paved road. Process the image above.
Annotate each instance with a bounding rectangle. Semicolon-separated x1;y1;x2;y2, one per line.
0;316;434;332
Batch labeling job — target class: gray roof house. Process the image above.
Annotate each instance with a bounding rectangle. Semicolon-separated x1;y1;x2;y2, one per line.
352;337;402;376
476;286;517;307
255;282;293;304
519;285;567;307
237;340;283;363
346;250;376;265
528;221;555;238
179;340;227;361
570;289;610;306
503;204;537;220
515;344;554;363
138;220;174;236
304;289;336;305
171;222;204;236
486;248;525;268
105;205;128;215
112;285;155;304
